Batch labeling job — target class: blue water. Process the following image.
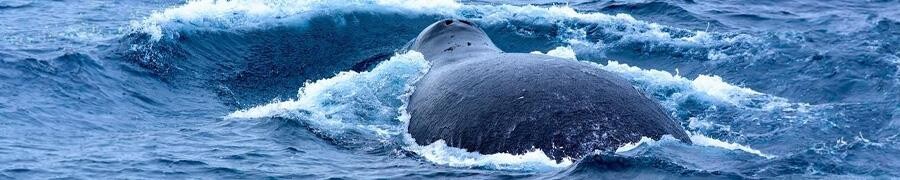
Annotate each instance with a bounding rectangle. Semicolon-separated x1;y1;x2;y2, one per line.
1;0;898;179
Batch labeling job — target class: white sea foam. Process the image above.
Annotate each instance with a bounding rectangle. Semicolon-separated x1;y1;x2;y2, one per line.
890;55;900;83
614;134;774;159
689;133;775;159
405;140;573;171
226;51;430;138
471;5;703;43
615;136;670;153
132;0;716;47
131;0;462;40
533;46;791;110
530;46;578;60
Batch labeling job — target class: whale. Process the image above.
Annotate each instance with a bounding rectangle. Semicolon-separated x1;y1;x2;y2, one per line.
405;19;691;160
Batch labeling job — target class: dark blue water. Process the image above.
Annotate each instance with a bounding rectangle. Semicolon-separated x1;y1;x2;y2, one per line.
1;0;898;179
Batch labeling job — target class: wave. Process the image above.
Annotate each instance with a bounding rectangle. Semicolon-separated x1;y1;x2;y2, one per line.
129;0;744;51
0;0;32;9
130;0;462;41
226;52;430;149
122;0;775;107
614;135;773;159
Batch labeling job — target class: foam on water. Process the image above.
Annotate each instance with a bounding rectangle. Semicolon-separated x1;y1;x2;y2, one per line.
600;61;782;108
532;46;799;112
530;46;578;60
131;0;463;41
689;133;774;158
614;136;670;153
227;52;431;140
404;140;573;171
131;0;724;48
613;135;773;159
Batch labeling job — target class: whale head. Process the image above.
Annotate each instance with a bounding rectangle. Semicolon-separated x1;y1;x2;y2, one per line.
407;19;502;67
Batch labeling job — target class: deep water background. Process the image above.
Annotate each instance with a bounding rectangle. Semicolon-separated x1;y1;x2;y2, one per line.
1;0;899;179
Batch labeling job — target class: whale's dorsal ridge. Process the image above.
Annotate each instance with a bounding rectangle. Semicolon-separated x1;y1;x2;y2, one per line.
408;19;502;68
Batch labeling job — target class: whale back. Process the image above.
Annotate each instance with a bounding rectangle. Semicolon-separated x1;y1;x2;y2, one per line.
408;53;691;160
407;19;501;68
406;19;691;161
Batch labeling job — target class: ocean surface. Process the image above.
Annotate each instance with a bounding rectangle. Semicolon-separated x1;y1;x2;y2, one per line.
1;0;899;179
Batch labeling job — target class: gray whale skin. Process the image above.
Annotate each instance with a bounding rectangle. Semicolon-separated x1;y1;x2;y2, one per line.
405;19;691;160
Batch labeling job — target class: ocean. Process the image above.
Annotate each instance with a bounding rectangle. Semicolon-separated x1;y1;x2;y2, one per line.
1;0;898;179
